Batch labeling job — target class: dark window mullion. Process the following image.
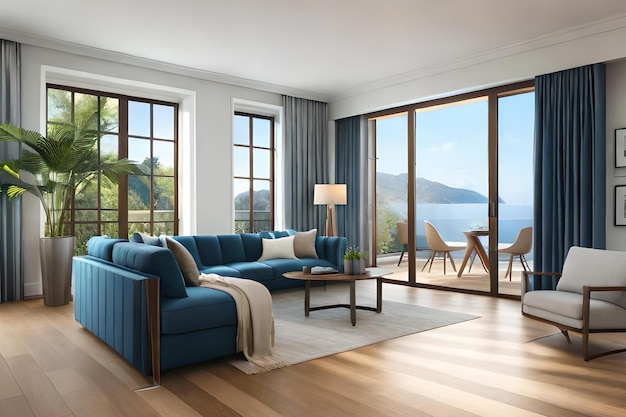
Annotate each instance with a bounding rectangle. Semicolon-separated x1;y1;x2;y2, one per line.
118;98;129;238
248;116;255;232
150;103;155;233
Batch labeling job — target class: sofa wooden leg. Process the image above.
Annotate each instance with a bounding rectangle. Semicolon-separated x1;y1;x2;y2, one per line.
146;278;161;386
561;330;571;343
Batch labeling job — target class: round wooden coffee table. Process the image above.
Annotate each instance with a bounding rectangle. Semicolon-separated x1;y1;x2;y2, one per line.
283;267;392;326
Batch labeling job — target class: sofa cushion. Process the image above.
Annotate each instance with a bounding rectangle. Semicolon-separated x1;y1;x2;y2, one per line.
217;235;246;264
87;236;128;261
170;235;203;265
258;236;297;261
199;265;243;277
557;246;626;308
160;287;237;334
240;233;263;261
165;237;200;286
294;229;318;259
194;235;223;266
112;242;187;298
227;261;274;281
259;231;274;239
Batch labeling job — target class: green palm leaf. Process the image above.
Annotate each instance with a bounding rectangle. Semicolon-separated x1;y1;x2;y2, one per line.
0;117;146;237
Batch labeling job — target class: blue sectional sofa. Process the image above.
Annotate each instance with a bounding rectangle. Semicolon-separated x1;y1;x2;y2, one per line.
73;230;346;384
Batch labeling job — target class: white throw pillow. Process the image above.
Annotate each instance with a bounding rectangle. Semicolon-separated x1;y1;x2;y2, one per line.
293;229;318;259
258;235;297;261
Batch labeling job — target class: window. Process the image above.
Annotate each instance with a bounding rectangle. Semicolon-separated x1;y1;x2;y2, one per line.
46;85;178;254
233;112;275;233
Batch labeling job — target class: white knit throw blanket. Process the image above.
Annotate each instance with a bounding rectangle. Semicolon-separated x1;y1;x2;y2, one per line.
199;273;281;368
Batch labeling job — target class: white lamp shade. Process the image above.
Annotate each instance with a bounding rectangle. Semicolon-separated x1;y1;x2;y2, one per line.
314;184;347;205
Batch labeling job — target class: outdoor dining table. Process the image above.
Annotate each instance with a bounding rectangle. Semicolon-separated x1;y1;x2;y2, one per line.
457;230;489;277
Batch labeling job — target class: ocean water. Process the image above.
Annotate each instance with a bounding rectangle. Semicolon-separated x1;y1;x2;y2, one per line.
408;203;533;260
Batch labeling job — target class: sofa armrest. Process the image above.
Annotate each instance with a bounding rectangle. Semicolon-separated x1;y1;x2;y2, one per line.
318;236;347;271
522;271;561;294
73;256;159;380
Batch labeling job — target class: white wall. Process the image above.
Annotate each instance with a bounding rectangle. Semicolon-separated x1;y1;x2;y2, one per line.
606;59;626;250
20;45;283;297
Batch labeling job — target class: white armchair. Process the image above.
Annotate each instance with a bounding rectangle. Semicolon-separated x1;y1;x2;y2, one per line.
522;246;626;361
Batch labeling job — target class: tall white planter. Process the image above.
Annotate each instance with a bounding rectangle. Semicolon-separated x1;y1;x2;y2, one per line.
39;236;75;306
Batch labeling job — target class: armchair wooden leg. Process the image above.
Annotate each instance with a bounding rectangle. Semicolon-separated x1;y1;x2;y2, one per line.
561;330;571;343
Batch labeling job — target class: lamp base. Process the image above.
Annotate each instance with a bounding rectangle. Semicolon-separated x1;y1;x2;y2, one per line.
326;205;337;237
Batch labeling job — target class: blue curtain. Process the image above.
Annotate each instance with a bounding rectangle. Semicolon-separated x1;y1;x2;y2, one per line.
533;63;606;286
283;96;329;232
0;39;23;302
335;116;362;246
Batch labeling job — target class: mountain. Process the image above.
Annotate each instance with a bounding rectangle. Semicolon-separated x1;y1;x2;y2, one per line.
234;189;270;210
377;172;503;204
235;174;502;211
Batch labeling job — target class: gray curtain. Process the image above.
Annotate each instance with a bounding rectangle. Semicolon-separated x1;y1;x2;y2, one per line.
533;63;606;287
283;96;329;232
335;116;362;245
0;39;23;302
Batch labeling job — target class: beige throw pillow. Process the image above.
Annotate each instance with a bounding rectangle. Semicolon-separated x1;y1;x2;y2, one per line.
258;235;297;261
294;229;318;259
165;237;200;286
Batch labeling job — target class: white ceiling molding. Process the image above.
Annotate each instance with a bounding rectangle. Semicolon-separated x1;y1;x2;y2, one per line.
328;13;626;102
0;28;329;103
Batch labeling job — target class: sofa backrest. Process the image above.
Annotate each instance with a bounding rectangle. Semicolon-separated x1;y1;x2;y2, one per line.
217;235;247;264
557;246;626;308
87;236;128;261
112;242;188;298
192;235;223;265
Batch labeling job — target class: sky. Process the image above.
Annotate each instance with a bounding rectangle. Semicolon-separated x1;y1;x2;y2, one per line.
375;92;534;205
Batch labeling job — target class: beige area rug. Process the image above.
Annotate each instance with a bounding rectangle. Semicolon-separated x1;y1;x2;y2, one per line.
229;285;479;374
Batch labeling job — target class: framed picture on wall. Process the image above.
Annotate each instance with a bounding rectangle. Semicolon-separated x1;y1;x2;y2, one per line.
616;128;626;167
615;186;626;226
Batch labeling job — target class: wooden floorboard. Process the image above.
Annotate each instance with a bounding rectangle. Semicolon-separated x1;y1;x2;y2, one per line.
1;281;626;417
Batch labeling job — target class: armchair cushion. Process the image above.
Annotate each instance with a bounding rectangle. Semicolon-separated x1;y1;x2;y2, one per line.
523;290;626;329
556;246;626;308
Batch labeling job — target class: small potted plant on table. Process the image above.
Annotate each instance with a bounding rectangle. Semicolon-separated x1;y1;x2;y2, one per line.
343;246;365;275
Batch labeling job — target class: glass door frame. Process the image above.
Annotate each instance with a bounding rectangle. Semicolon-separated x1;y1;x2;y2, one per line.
367;80;534;298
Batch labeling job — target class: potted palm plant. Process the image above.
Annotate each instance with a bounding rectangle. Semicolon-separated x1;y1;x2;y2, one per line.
0;114;146;306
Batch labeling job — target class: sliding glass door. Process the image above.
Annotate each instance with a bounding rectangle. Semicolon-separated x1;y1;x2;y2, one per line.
414;98;490;292
497;91;535;295
369;81;534;296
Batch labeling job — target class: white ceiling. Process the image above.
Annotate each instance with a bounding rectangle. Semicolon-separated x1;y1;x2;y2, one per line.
2;0;626;101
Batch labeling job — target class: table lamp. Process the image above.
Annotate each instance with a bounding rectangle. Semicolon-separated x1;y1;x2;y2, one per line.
313;184;347;237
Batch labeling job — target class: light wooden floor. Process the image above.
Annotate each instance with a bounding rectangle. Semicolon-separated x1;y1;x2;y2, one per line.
2;281;626;417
